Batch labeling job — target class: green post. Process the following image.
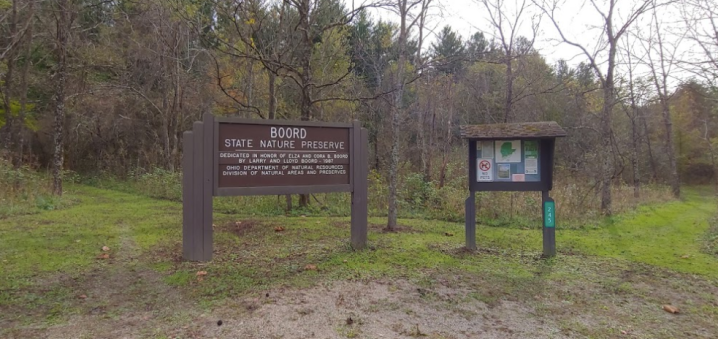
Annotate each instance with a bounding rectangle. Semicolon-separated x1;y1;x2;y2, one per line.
542;191;556;257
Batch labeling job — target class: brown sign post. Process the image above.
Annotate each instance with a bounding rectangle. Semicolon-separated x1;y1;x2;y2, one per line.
183;114;368;262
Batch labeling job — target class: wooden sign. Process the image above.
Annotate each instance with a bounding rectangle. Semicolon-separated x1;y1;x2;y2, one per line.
182;114;368;262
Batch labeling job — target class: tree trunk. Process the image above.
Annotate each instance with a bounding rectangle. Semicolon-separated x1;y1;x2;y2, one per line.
624;47;641;199
161;116;172;171
599;85;613;214
285;194;292;211
648;13;681;198
660;97;680;198
2;59;15;154
641;113;658;181
297;0;312;208
631;115;640;198
703;121;717;195
171;41;181;171
52;0;69;196
438;82;453;188
246;60;254;118
503;57;513;123
387;1;410;231
268;70;277;119
429;103;436;181
1;0;18;155
16;13;33;168
419;91;429;181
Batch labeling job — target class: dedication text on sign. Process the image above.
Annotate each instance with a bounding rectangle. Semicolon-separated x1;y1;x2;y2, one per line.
217;124;351;188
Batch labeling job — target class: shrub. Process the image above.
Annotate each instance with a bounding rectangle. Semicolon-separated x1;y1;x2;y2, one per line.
0;158;66;218
80;158;674;228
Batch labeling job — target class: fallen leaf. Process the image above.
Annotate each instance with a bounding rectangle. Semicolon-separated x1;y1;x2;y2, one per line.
196;271;208;276
101;246;110;252
304;264;317;271
663;305;679;314
444;232;454;237
96;253;109;259
680;254;690;259
235;221;242;226
274;226;285;232
300;215;307;218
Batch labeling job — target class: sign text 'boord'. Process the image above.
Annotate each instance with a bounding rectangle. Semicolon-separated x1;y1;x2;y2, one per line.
183;114;368;262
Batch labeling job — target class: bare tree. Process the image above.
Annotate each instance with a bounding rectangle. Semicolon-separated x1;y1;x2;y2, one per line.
637;4;683;198
681;0;718;194
15;1;34;168
51;0;71;195
535;0;655;214
1;0;35;157
385;0;432;231
478;0;540;122
618;34;651;198
681;0;718;85
413;0;435;182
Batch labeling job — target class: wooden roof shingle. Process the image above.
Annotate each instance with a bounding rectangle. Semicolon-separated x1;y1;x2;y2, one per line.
460;121;567;139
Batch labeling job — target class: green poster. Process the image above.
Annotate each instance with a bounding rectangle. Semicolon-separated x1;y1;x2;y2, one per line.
524;141;538;158
524;141;538;175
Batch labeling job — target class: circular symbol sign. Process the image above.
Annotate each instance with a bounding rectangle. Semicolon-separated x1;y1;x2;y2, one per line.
479;160;491;171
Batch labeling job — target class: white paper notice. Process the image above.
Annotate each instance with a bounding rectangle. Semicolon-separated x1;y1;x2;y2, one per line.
525;158;538;175
495;140;521;163
477;159;494;182
481;141;494;159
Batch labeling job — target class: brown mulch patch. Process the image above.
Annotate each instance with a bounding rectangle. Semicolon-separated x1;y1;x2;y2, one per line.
220;220;265;237
370;223;418;233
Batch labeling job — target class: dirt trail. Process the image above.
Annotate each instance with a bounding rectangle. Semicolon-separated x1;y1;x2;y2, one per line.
36;279;563;339
199;280;561;339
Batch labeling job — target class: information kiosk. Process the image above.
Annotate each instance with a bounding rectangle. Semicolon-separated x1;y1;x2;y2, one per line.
460;121;566;257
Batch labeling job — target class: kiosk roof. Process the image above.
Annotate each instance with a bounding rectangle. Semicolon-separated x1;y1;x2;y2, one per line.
460;121;566;140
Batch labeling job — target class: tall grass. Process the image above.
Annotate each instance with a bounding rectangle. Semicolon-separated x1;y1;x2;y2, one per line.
0;158;69;218
89;159;674;229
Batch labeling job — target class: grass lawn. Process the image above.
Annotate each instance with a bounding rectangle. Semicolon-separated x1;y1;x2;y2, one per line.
1;185;717;338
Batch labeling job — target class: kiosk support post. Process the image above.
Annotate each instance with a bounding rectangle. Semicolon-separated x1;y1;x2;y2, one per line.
465;191;476;250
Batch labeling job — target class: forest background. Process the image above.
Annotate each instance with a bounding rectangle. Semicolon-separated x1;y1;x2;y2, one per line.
2;0;718;229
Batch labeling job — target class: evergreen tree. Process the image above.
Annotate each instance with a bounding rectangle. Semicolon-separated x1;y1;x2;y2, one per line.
431;25;464;74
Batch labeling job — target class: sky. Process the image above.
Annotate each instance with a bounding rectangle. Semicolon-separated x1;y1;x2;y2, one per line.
344;0;607;65
342;0;695;84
